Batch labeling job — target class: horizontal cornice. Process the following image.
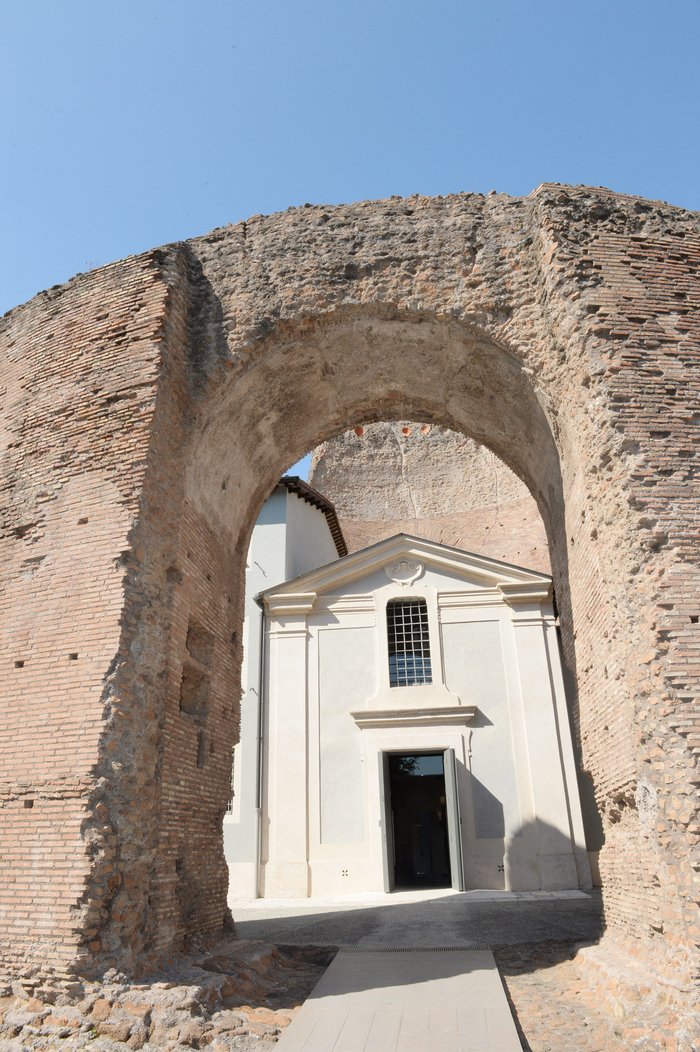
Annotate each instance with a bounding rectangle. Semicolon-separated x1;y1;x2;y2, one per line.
351;705;477;729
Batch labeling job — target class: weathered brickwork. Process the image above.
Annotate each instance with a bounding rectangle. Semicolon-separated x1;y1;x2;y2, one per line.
0;255;168;973
0;248;240;977
1;185;700;1004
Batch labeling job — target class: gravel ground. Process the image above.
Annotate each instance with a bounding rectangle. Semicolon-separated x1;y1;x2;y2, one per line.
1;936;696;1052
495;941;699;1052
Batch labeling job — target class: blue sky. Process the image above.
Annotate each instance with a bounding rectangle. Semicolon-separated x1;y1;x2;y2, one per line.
2;1;699;478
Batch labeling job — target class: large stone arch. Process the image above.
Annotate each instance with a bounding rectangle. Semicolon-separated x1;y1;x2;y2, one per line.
1;184;699;991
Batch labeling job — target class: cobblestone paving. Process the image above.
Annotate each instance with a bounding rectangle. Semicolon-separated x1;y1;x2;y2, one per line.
495;942;628;1051
494;941;700;1052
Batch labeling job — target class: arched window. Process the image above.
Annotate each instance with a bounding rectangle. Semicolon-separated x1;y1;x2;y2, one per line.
386;597;432;687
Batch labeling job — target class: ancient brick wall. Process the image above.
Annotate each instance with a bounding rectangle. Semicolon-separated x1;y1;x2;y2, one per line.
0;247;239;977
0;254;167;973
2;184;700;994
307;422;551;572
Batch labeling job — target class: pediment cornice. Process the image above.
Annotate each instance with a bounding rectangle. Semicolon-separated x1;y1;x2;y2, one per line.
259;533;552;608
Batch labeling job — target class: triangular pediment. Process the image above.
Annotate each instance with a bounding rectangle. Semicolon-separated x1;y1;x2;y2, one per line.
259;533;552;611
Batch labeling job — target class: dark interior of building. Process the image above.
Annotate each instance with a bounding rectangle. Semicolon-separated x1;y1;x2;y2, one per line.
387;752;451;889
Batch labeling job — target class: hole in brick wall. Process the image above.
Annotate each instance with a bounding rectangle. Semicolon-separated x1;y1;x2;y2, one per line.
166;564;183;585
197;731;208;768
77;517;89;525
179;664;210;717
186;620;215;667
13;522;37;539
68;653;78;660
691;616;699;624
24;800;34;809
221;481;227;490
14;660;24;668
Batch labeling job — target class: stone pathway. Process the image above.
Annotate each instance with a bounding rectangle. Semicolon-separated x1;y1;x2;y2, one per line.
277;948;521;1051
494;942;627;1052
229;888;602;950
2;892;695;1051
495;942;700;1052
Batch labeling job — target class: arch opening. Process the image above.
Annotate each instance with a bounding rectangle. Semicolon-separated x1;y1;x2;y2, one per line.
185;312;569;593
171;312;594;907
5;186;700;991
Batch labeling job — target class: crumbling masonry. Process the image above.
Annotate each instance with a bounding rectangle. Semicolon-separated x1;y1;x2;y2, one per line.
307;421;551;572
2;184;700;997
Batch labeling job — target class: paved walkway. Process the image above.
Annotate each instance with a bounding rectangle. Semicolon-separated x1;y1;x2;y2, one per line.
276;947;522;1052
229;887;601;948
231;889;601;1051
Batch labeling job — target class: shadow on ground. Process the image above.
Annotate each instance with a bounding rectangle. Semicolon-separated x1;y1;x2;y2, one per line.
232;890;604;952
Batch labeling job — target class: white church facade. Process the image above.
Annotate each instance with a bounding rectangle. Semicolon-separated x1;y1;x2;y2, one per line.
231;530;592;900
224;476;345;897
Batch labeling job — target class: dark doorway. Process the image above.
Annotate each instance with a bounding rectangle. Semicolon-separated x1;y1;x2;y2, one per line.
385;752;452;889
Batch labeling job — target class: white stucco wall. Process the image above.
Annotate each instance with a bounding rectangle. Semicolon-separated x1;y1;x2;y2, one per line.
318;627;374;844
284;490;339;579
258;539;591;899
441;619;521;839
225;484;341;898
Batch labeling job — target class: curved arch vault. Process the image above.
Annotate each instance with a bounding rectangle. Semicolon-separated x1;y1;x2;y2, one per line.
2;184;700;990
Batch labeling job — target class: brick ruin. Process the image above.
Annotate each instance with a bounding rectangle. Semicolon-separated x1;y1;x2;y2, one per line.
2;184;700;997
307;421;551;572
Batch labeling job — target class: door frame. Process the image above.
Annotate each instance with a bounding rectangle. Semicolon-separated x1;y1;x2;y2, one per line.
443;747;465;891
378;748;465;893
379;751;395;892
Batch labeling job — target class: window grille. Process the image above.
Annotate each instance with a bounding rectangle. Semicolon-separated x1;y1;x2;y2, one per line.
387;598;432;687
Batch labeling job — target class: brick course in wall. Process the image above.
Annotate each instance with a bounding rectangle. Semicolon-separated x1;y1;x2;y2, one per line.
1;185;700;1000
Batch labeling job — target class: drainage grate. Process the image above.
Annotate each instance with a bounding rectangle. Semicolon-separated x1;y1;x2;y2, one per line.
338;945;490;953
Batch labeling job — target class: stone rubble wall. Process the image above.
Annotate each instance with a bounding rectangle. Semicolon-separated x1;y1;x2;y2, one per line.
307;422;551;572
1;184;700;997
0;939;331;1050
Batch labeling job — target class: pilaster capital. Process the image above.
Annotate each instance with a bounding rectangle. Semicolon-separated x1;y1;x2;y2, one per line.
264;592;316;617
498;582;551;607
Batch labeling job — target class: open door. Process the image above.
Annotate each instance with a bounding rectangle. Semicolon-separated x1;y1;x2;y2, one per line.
379;752;395;892
443;748;465;891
